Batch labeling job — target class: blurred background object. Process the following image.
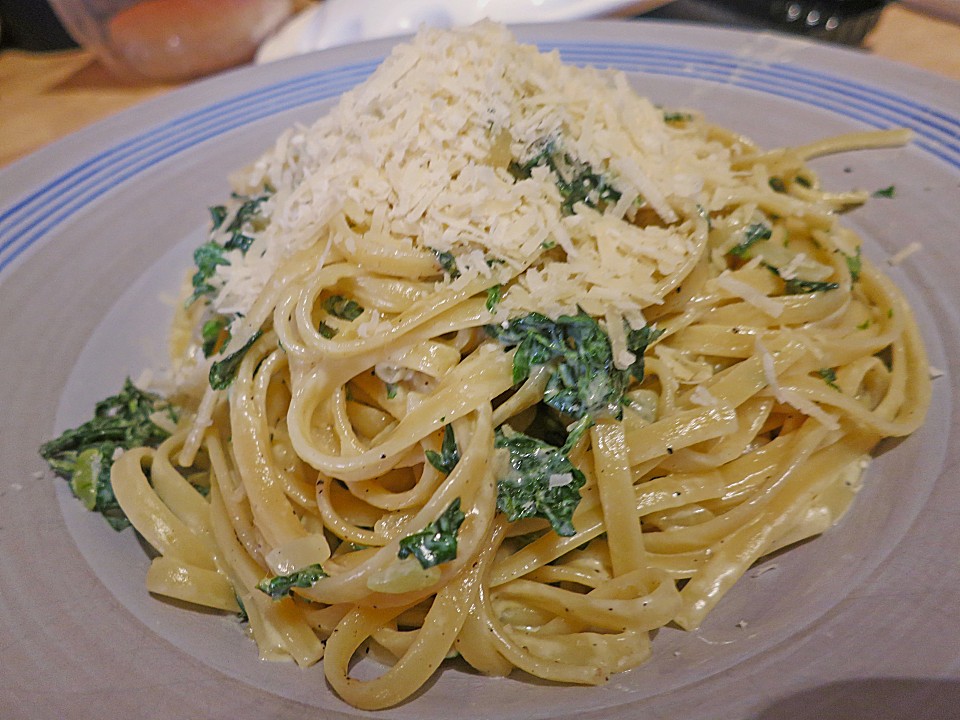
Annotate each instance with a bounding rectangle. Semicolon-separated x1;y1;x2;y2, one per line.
37;0;295;81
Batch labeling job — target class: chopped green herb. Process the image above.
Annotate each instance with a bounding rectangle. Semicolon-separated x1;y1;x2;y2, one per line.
188;190;272;307
38;379;177;530
188;241;230;306
509;138;622;215
727;223;772;259
201;315;231;358
817;368;840;390
769;177;786;193
696;203;712;230
385;383;398;400
494;429;586;537
221;191;271;253
857;319;871;330
663;111;693;123
257;563;327;600
424;425;460;475
209;330;262;390
794;175;813;188
224;232;254;254
322;295;364;321
317;322;338;339
209;204;228;229
872;185;896;199
397;498;466;569
784;277;841;294
433;249;460;278
508;139;555;180
68;448;103;511
561;414;594;454
844;246;862;283
487;312;563;384
625;324;664;386
541;240;557;250
485;284;502;313
486;310;661;422
234;594;248;622
765;263;840;295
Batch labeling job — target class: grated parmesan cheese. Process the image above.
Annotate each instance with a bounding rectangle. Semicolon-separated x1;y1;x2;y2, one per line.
756;337;839;430
778;252;808;280
690;385;719;407
714;270;785;318
655;344;713;384
357;309;387;338
605;307;636;370
548;473;575;489
201;22;740;324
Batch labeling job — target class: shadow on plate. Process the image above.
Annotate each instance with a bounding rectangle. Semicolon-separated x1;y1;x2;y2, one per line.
752;677;960;720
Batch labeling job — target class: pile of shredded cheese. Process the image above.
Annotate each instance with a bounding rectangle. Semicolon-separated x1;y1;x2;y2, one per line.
212;21;741;324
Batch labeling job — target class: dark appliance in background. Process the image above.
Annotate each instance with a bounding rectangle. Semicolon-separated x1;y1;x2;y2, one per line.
0;0;76;50
644;0;891;45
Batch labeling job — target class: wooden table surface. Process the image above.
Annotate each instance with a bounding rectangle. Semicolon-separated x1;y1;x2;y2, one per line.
1;3;958;169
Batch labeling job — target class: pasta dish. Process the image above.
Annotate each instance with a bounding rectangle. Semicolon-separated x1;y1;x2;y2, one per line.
40;22;931;710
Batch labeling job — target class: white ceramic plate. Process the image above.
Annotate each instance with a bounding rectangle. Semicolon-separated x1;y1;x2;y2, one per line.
1;21;958;720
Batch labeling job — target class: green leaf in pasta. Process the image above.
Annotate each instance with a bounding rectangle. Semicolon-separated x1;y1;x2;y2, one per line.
662;110;693;124
188;241;230;306
432;248;461;278
257;563;328;600
509;137;622;215
494;428;586;537
784;277;841;294
844;246;862;283
625;323;664;384
487;310;661;422
397;498;466;569
221;190;272;253
424;425;460;475
727;222;772;259
485;284;502;313
38;379;178;530
201;314;231;358
188;189;273;307
209;330;262;390
818;367;840;390
764;263;840;295
322;295;364;321
317;321;338;339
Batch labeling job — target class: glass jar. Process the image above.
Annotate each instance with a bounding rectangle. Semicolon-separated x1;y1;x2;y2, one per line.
48;0;295;82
